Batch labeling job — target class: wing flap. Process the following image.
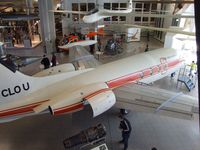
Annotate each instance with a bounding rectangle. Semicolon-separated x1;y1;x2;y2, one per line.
114;84;198;119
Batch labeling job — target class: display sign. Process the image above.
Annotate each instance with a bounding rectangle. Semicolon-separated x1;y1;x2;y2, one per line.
126;28;141;42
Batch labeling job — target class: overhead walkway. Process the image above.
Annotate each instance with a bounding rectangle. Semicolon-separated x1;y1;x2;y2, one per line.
114;84;198;120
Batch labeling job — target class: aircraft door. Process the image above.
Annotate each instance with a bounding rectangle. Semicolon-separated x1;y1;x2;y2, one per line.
160;57;168;74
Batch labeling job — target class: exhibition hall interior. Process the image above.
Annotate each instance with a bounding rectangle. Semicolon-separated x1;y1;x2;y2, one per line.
0;0;199;150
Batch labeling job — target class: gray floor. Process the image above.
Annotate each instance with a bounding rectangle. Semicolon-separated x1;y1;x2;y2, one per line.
0;107;199;150
0;37;199;150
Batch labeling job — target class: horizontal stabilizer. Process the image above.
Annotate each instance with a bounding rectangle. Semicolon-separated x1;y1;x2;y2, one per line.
114;84;198;120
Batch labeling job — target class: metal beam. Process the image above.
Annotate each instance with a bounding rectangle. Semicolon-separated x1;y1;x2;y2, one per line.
194;0;200;131
133;0;194;4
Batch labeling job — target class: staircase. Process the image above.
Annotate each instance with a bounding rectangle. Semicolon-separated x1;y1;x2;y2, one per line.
176;65;197;91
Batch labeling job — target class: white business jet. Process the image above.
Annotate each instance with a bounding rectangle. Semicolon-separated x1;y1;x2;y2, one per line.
0;42;197;123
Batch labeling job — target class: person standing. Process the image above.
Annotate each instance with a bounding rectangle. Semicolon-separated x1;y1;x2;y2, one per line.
97;38;102;51
147;30;150;42
51;53;57;67
41;55;50;69
119;115;132;150
189;61;197;78
145;44;149;52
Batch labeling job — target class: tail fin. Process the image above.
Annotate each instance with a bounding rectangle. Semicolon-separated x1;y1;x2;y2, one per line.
0;61;35;102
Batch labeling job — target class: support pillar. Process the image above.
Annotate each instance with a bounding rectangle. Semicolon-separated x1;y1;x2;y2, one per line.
26;0;33;40
194;0;200;131
62;0;72;35
38;0;56;53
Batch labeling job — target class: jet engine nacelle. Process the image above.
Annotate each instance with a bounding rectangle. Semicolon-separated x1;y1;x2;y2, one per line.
85;90;116;117
48;82;115;117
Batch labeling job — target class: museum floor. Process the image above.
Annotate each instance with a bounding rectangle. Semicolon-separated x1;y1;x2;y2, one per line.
0;37;199;150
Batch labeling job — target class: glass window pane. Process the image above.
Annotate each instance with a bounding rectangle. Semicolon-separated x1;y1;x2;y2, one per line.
135;3;142;12
80;14;85;19
104;17;111;21
152;4;157;10
88;3;95;11
135;17;141;21
120;3;127;8
120;16;126;21
72;14;79;21
150;17;155;21
72;3;78;11
104;3;111;9
112;16;118;21
112;3;119;10
144;4;150;12
143;17;148;21
80;3;86;11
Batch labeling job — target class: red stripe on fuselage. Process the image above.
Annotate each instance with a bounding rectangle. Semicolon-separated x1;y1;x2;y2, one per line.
0;100;49;118
84;88;110;100
107;59;182;88
53;102;84;115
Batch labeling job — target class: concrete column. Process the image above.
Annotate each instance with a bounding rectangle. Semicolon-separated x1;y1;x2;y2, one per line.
26;0;33;41
38;0;56;53
62;0;72;35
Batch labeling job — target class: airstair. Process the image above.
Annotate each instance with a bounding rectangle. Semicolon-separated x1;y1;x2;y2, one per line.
176;65;197;91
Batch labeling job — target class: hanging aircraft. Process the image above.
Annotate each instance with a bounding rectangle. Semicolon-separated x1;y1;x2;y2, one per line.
50;0;194;24
50;0;133;23
0;42;198;123
0;43;41;69
103;24;195;37
0;13;39;21
124;24;195;36
58;35;97;50
58;28;104;50
6;54;42;68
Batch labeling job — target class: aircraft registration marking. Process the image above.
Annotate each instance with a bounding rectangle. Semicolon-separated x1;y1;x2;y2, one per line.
1;82;30;98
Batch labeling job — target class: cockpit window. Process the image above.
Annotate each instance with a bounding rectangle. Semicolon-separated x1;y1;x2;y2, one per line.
0;56;17;73
85;8;99;16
